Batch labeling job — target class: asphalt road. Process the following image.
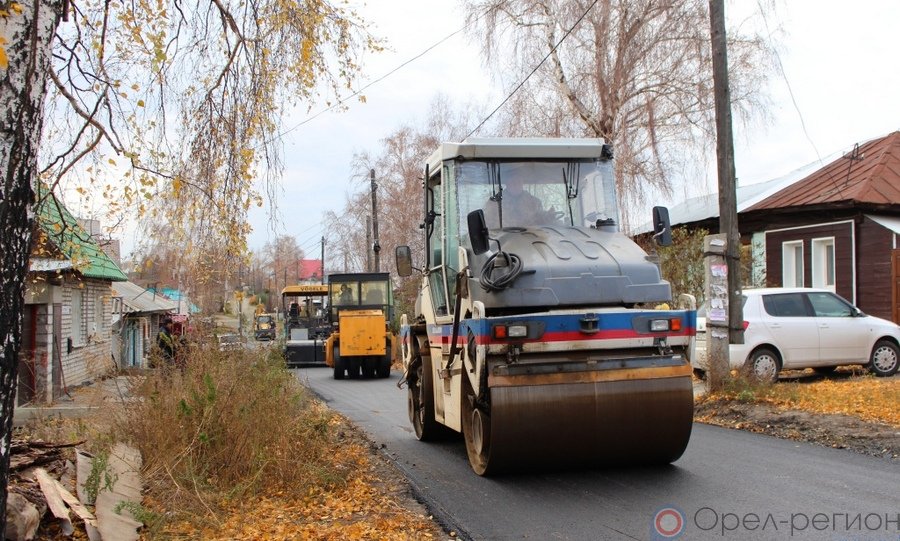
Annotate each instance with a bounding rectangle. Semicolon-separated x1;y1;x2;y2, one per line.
293;367;899;541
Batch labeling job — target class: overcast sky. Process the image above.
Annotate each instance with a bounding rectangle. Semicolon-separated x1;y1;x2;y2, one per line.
246;0;900;257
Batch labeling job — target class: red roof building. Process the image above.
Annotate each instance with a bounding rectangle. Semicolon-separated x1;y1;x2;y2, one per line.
656;131;900;322
298;259;323;281
749;131;900;211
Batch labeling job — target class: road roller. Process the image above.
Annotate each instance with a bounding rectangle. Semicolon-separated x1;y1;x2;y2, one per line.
395;138;696;475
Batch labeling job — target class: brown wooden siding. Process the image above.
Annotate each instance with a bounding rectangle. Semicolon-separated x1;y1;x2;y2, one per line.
765;221;854;302
856;217;895;320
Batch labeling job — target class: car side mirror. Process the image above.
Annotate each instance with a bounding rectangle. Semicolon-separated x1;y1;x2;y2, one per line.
468;209;490;255
395;245;413;277
652;206;672;247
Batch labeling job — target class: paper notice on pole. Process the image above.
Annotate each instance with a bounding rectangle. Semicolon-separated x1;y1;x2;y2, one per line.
709;308;727;322
711;264;727;277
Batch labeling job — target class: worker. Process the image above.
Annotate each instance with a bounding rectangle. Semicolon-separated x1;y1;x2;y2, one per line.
484;174;546;228
339;283;354;304
156;317;176;366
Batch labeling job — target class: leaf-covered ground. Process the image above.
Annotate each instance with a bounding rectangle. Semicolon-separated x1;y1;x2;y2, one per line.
695;369;900;460
146;414;451;540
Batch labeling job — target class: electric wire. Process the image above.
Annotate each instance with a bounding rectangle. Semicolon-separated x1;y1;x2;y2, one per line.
755;1;846;200
274;15;481;141
465;0;599;139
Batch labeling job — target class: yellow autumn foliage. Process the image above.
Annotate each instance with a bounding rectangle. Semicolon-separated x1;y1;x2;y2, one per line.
706;371;900;427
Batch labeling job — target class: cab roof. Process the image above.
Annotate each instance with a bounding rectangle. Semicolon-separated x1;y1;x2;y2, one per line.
282;284;328;296
425;138;608;175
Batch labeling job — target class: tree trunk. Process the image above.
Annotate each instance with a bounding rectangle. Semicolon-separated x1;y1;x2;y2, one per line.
0;0;64;536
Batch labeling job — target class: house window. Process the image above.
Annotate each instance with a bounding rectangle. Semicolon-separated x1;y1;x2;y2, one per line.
782;241;804;287
811;237;835;291
94;293;103;335
71;288;86;345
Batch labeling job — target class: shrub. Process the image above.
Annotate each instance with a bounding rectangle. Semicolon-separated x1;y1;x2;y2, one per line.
107;340;348;524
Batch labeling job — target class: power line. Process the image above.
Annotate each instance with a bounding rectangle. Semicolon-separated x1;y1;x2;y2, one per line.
275;19;475;140
755;1;844;199
755;1;820;160
465;0;599;139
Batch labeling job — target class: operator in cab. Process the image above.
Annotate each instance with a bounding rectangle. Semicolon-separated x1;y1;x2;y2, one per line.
483;174;548;228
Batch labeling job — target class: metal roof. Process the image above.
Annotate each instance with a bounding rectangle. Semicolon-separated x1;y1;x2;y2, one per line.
748;131;900;210
631;157;827;234
29;258;74;273
34;184;127;282
282;284;329;296
867;214;900;235
112;281;177;313
426;138;607;174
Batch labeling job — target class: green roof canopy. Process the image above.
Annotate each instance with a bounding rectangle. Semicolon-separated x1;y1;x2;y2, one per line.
34;184;127;282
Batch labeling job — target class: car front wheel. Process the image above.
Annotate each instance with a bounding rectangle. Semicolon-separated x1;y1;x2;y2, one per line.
868;339;899;377
746;348;780;383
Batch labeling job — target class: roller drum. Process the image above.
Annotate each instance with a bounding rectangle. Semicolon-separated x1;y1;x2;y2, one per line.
463;373;693;475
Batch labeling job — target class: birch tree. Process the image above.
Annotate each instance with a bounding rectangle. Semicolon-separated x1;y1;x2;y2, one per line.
323;95;477;317
463;0;777;227
0;0;376;533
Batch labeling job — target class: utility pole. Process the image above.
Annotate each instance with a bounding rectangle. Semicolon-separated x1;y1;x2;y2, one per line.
708;0;744;389
366;216;372;272
320;236;325;284
370;169;381;272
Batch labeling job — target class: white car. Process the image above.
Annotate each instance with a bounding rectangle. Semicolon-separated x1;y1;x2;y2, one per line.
692;288;900;382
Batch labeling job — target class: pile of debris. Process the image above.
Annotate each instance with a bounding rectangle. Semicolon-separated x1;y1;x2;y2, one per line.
6;439;143;541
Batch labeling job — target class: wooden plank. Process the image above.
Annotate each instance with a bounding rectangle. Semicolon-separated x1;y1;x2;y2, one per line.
53;476;97;525
33;468;74;536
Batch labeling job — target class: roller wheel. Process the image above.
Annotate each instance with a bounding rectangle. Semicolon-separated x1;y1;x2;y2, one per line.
376;355;391;378
461;374;492;476
361;358;376;379
332;346;345;380
408;356;447;441
868;339;899;377
348;358;361;379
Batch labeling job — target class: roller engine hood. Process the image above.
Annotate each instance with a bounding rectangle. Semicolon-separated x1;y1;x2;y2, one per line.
466;225;671;310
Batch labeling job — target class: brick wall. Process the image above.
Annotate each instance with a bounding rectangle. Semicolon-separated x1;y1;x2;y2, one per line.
60;278;117;389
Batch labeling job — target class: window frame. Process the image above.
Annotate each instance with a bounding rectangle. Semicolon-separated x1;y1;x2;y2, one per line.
71;288;86;346
782;240;804;287
811;237;836;291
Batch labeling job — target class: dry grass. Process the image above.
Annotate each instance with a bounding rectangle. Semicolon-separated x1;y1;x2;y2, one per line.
23;336;446;540
702;371;900;427
101;344;344;532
